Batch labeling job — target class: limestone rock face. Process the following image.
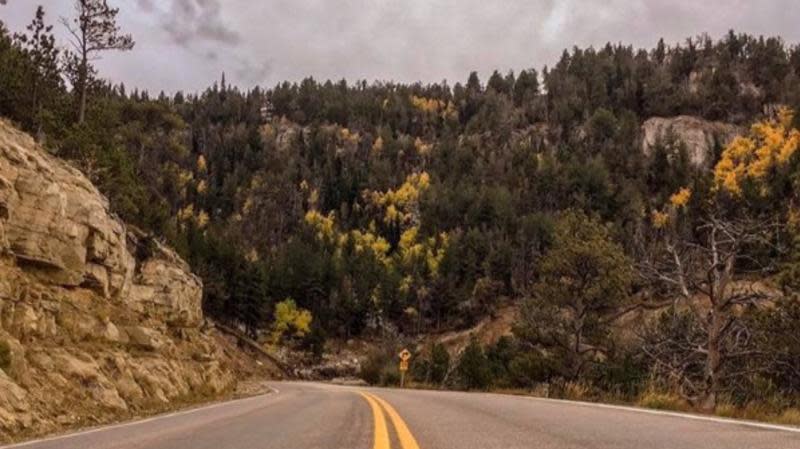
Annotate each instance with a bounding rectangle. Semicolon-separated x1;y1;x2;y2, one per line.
0;120;199;325
0;120;274;443
0;122;134;297
641;116;741;168
128;237;203;327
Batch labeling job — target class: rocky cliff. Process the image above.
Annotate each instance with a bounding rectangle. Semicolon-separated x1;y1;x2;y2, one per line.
0;120;272;442
641;116;741;168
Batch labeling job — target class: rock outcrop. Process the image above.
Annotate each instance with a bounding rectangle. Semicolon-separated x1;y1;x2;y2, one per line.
0;120;273;442
641;116;741;168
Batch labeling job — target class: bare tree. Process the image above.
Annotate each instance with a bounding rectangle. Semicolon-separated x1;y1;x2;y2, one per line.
640;213;782;411
61;0;133;124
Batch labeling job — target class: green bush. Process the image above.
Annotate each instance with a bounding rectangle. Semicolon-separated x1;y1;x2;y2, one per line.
360;348;401;386
456;338;492;390
507;352;552;389
429;343;450;385
413;343;451;386
359;350;387;385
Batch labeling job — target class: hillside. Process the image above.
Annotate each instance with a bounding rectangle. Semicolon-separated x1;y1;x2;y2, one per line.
2;6;800;421
0;120;277;442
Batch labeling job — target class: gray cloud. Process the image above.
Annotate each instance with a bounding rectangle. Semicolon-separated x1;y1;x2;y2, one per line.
138;0;240;46
3;0;800;93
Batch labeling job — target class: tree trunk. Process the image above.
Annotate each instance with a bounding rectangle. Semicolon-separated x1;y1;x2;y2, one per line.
701;307;724;413
78;72;87;124
77;47;88;124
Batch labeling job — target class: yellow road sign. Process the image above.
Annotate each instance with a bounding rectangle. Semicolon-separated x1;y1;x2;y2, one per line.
399;348;411;361
399;360;409;372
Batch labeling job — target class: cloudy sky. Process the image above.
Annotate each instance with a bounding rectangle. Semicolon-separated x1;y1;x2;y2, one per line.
2;1;800;93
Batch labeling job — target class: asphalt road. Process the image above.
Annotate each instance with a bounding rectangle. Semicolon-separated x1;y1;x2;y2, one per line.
4;382;800;449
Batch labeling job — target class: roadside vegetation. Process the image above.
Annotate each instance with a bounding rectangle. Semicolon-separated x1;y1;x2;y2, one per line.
2;3;800;422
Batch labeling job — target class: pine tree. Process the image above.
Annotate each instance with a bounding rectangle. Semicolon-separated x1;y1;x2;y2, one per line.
61;0;134;124
13;6;62;133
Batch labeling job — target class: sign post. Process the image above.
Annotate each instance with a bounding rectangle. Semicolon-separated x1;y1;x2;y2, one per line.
398;348;411;388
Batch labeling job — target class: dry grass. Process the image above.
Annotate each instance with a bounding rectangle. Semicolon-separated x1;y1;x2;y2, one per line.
637;389;691;412
777;408;800;426
562;381;593;401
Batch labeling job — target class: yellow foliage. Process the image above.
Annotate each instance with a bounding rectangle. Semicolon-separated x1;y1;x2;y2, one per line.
714;108;800;196
414;137;433;156
197;155;207;173
349;229;391;265
305;210;337;241
652;210;670;229
410;95;458;121
399;227;424;265
370;172;431;225
411;95;444;114
177;204;194;222
177;170;194;188
270;299;312;345
196;210;210;228
397;226;448;277
197;179;208;194
243;197;254;214
669;187;692;208
305;210;392;265
339;127;360;145
425;233;449;275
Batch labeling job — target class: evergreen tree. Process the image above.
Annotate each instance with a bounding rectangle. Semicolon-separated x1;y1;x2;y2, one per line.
61;0;134;123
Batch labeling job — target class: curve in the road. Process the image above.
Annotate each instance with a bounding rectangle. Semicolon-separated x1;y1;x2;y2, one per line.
359;392;391;449
3;382;800;449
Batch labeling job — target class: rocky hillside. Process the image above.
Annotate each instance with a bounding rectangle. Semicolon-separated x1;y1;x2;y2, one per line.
0;120;274;442
641;116;741;168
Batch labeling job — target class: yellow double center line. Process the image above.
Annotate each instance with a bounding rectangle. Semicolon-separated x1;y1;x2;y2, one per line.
359;391;421;449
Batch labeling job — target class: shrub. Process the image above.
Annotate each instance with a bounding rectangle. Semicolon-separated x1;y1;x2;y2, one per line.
360;347;401;386
429;343;450;385
360;350;388;385
456;337;492;390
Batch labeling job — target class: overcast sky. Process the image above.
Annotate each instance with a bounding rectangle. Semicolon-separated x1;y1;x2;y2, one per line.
2;1;800;93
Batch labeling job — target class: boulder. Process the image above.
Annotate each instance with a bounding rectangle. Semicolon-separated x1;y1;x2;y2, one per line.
96;320;126;344
129;240;203;327
641;116;741;168
123;326;168;351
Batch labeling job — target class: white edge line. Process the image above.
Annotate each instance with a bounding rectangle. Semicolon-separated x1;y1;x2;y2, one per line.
293;382;800;434
522;395;800;434
0;386;280;449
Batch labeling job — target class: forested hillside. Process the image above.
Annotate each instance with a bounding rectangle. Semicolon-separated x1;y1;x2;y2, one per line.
2;4;800;416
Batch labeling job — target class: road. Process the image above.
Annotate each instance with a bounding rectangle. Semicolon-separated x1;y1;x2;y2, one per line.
3;382;800;449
